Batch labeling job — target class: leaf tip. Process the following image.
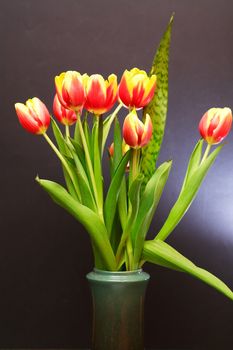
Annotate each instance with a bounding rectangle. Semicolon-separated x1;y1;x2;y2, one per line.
35;175;40;183
170;12;175;24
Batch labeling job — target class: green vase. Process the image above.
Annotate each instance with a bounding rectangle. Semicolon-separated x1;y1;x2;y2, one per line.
86;268;150;350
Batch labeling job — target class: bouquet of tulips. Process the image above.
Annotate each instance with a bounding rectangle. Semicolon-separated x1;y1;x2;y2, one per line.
15;18;233;301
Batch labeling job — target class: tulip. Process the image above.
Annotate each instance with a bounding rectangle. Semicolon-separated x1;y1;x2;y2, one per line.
84;74;118;115
15;97;50;134
118;68;156;109
123;109;153;148
55;71;87;112
53;94;77;126
199;107;232;144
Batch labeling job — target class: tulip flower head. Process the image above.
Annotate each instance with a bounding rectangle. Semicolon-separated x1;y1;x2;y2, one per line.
55;71;87;112
118;68;156;109
199;107;232;145
53;94;77;126
123;109;153;148
84;74;118;115
15;97;50;134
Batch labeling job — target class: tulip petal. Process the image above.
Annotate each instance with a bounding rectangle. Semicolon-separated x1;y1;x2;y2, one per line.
15;103;40;134
118;72;133;107
31;97;50;128
141;114;153;147
62;71;85;109
123;112;138;147
53;94;77;125
55;72;67;108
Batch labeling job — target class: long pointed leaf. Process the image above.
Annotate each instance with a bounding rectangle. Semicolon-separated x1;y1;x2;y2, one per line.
143;240;233;301
116;174;144;265
36;177;116;271
104;151;131;236
141;15;174;186
132;161;172;267
155;144;223;241
179;139;203;195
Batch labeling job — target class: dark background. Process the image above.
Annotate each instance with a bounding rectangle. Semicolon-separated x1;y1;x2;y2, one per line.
1;0;233;349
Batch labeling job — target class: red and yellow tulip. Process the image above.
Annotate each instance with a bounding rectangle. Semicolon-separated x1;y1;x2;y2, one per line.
199;107;232;144
53;94;77;126
123;109;153;148
55;71;87;112
15;97;50;134
84;74;118;115
118;68;156;109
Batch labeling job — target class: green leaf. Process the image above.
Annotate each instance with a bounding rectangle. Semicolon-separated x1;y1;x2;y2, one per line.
179;139;203;195
62;166;79;200
155;144;223;241
83;117;92;156
36;177;116;271
132;161;172;267
102;113;114;153
141;15;174;186
104;151;131;236
69;137;86;168
143;240;233;301
74;116;82;145
102;104;122;155
76;171;97;212
118;177;128;230
51;118;69;156
93;117;103;210
51;119;81;200
127;174;144;230
116;174;144;265
113;118;122;174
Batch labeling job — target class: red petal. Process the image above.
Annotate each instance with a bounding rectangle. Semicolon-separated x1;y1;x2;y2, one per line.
123;113;138;147
118;75;132;107
15;103;40;134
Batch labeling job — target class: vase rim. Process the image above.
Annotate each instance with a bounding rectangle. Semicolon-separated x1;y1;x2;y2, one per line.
86;268;150;283
94;268;143;275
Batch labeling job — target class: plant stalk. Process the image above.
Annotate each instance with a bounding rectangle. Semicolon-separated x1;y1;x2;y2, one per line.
201;143;212;164
43;133;81;200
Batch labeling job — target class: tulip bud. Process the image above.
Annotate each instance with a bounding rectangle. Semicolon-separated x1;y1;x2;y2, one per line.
85;74;118;115
108;142;130;157
15;97;50;134
53;94;77;126
118;68;156;109
123;109;153;148
108;142;114;157
55;71;87;112
199;107;232;145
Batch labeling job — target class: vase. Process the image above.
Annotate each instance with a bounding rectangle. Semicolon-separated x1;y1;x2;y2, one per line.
86;268;150;350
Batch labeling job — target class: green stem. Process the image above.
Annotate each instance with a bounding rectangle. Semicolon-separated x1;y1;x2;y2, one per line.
126;237;134;270
43;133;81;200
76;113;99;211
201;143;212;164
101;103;123;154
65;124;70;139
112;103;123;118
132;148;139;179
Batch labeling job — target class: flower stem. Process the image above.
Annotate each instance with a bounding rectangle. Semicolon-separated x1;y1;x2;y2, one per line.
43;133;81;200
126;237;134;270
76;114;101;215
201;143;212;164
65;124;70;139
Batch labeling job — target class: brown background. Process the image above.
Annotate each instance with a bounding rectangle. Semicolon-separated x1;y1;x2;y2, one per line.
0;0;233;349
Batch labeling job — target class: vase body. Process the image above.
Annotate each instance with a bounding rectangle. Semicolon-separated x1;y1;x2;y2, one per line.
86;269;150;350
